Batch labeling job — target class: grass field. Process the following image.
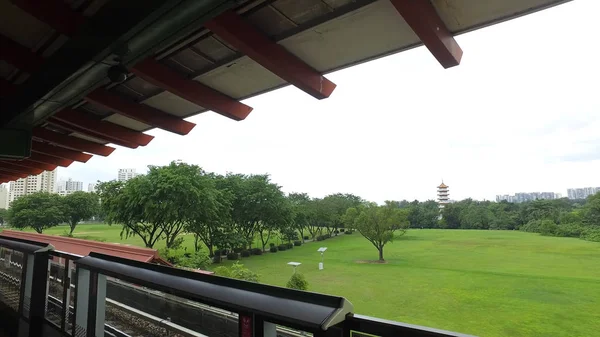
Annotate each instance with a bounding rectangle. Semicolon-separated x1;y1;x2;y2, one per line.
3;225;600;337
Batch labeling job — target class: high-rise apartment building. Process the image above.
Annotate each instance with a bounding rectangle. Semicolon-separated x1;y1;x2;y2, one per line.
8;170;57;204
567;187;600;200
88;183;96;193
58;178;84;196
0;184;9;209
118;168;138;182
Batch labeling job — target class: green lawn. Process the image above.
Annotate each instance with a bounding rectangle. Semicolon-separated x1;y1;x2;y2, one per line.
3;226;600;337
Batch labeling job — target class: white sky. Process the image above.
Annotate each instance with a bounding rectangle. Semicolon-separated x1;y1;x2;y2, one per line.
59;0;599;203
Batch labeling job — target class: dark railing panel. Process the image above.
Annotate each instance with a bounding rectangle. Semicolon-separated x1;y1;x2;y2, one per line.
346;315;477;337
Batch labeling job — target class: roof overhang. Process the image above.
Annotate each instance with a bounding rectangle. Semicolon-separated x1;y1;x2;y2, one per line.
0;0;572;182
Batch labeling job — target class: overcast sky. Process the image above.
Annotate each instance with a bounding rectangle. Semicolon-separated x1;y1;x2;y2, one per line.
57;0;598;203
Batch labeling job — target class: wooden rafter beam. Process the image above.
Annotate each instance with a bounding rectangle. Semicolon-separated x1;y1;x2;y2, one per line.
53;109;153;146
0;34;44;73
205;10;337;99
28;152;73;167
32;141;93;163
389;0;462;68
32;127;115;156
131;59;253;121
0;162;43;176
0;159;57;172
10;0;85;37
85;89;196;135
47;119;139;149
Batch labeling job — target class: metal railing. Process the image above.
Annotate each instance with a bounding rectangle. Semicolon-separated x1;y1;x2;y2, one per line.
0;236;477;337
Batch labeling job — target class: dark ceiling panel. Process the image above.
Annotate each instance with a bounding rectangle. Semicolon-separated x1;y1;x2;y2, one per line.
321;0;355;9
193;36;237;62
272;0;332;25
79;103;112;119
113;76;162;100
245;5;297;37
168;48;214;73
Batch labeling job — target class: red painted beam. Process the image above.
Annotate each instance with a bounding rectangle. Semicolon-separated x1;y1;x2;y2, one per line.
32;141;92;163
0;34;44;73
53;109;153;146
131;59;253;121
47;119;139;149
85;89;196;135
10;0;85;37
0;159;57;172
0;167;35;178
32;127;115;156
28;152;73;167
389;0;462;68
0;171;25;181
0;162;43;175
205;10;336;99
0;78;16;96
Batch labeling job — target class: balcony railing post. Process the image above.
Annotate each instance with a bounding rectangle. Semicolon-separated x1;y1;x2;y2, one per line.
73;267;106;337
61;258;72;333
17;251;50;337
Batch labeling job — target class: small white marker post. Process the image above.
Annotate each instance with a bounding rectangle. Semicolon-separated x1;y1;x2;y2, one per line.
287;262;301;274
317;247;327;270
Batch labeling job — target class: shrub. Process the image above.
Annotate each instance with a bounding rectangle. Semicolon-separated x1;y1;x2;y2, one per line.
226;252;239;260
539;220;559;236
178;251;211;270
213;255;222;263
286;242;294;249
303;236;309;240
334;230;339;234
278;244;288;251
219;249;228;256
581;227;600;242
340;229;345;232
345;230;353;234
214;262;260;282
316;236;323;242
233;247;243;254
293;240;302;246
251;248;263;255
555;223;585;238
269;246;278;253
269;243;276;248
158;247;185;265
286;273;308;291
241;250;251;258
520;220;542;233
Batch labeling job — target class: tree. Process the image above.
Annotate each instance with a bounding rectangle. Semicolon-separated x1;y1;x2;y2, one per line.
222;173;292;249
62;191;99;234
582;192;600;227
288;193;312;241
8;192;64;233
322;193;363;236
97;162;219;249
0;208;8;226
345;203;410;261
186;173;231;256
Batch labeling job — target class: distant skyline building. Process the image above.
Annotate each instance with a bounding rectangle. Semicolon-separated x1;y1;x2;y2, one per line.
0;184;8;209
88;183;96;193
118;168;138;182
8;170;57;204
567;187;600;200
437;181;450;211
496;191;558;203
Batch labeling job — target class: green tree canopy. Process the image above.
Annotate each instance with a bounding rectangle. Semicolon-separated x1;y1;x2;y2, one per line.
345;203;410;261
62;191;99;234
8;192;64;233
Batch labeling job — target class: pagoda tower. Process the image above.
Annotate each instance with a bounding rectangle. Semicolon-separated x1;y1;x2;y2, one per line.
437;181;450;212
